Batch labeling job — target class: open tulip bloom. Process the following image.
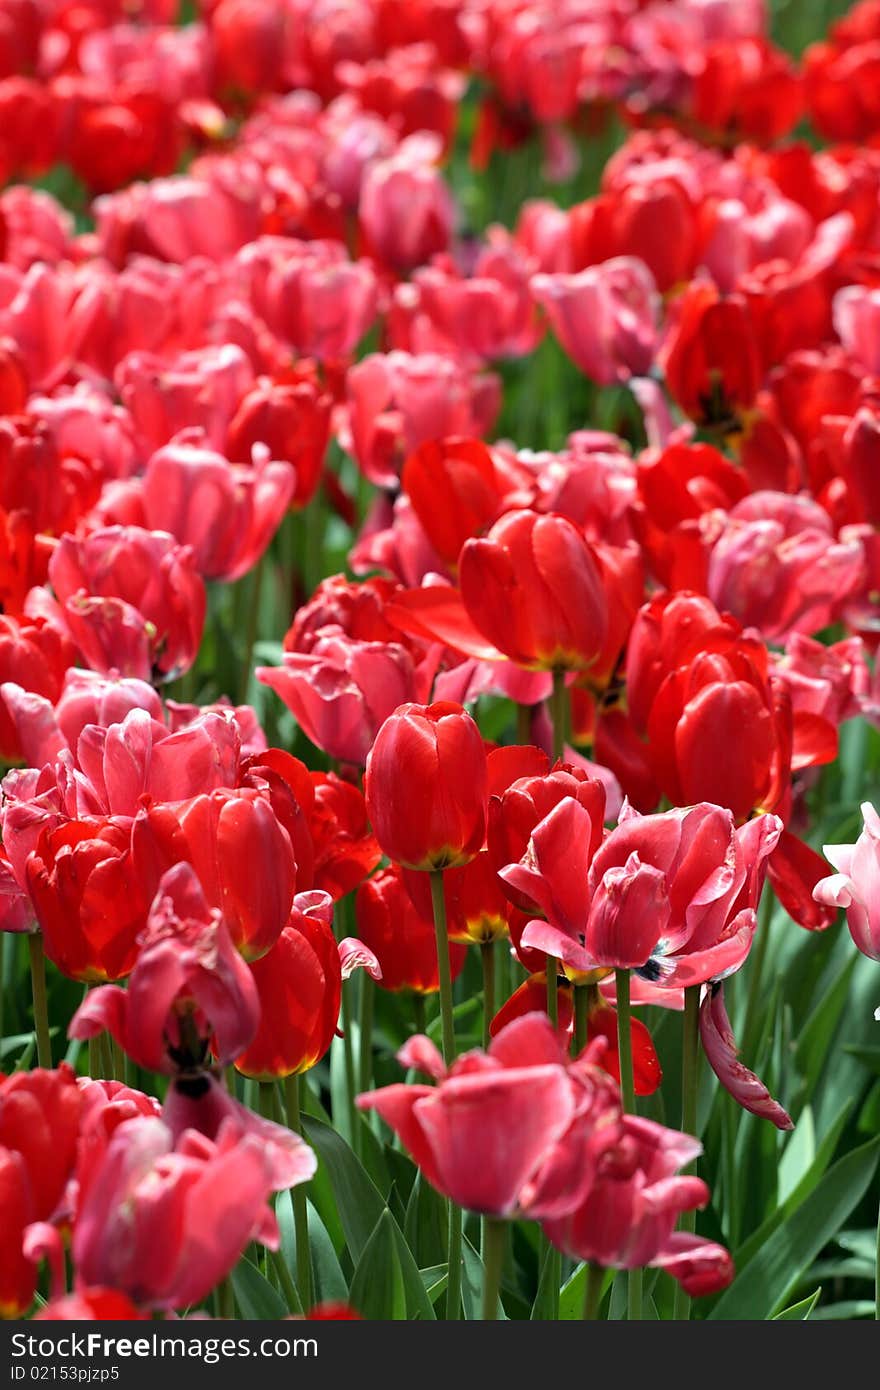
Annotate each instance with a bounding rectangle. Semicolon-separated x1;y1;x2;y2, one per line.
2;0;880;1331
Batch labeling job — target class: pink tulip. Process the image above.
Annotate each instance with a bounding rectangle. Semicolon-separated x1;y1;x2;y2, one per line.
71;1115;313;1311
700;982;793;1129
358;1014;618;1218
116;344;254;452
346;351;500;488
49;526;205;682
139;431;295;582
833;284;880;375
531;257;660;384
707;493;865;642
359;136;455;272
257;634;419;765
542;1112;733;1295
814;801;880;961
69;862;259;1073
237;236;378;360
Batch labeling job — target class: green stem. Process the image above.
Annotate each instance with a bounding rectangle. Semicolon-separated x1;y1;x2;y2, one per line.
429;869;462;1321
358;975;374;1095
340;981;359;1152
217;1277;235;1319
673;984;702;1322
582;1263;605;1320
284;1074;314;1312
546;965;558;1029
615;968;641;1322
482;1218;505;1320
742;886;773;1060
270;1246;304;1316
515;702;532;745
548;668;568;762
573;983;592;1057
27;933;52;1069
480;941;496;1050
429;871;456;1066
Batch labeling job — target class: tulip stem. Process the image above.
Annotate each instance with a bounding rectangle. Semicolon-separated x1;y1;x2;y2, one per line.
284;1074;314;1312
673;983;702;1322
270;1246;304;1316
217;1277;235;1319
742;886;773;1061
239;556;265;706
548;668;567;762
480;941;495;1049
428;869;462;1321
573;983;590;1056
583;1263;605;1320
27;932;52;1069
482;1218;505;1320
515;702;532;745
615;968;642;1322
429;871;456;1066
358;976;374;1094
546;966;559;1029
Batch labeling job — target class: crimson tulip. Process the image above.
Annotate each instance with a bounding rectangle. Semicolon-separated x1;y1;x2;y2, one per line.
364;702;488;872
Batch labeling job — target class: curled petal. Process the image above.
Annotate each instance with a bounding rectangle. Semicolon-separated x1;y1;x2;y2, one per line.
397;1034;447;1081
338;937;382;981
651;1231;734;1296
700;983;793;1130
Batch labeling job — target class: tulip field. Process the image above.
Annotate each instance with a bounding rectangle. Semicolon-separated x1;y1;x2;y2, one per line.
2;0;880;1329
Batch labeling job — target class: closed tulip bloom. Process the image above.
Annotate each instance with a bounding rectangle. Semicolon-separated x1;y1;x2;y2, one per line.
365;701;488;871
235;891;379;1079
459;511;608;672
26;817;147;982
226;371;332;511
542;1114;733;1296
69;863;261;1074
661;281;761;429
115;344;254;453
355;866;467;993
531;258;660;385
0;614;75;762
813;801;880;960
359;142;454;272
0;1064;83;1222
132;788;297;962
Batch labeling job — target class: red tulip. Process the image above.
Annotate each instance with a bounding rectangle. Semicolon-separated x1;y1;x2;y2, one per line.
404;849;513;945
356;866;468;992
0;614;75;762
0;1149;35;1317
26;817;147;982
661;282;761;430
226;370;332;511
132;788;296;962
359;141;454;272
234;891;379;1079
307;772;382;901
459;511;608;672
70;863;260;1074
364;701;488;872
700;982;793;1130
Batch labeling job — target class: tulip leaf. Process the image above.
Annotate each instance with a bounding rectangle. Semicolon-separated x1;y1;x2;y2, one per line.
734;1095;852;1269
772;1289;821;1320
793;954;857;1100
302;1114;386;1261
404;1171;447;1270
231;1259;289;1320
812;1301;875;1321
709;1135;880;1319
838;1229;878;1262
349;1211;407;1320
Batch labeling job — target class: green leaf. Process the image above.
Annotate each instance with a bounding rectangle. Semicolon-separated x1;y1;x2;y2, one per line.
773;1289;821;1320
559;1264;613;1320
734;1095;852;1270
794;954;857;1099
349;1211;407;1320
301;1115;385;1262
231;1259;289;1320
404;1171;446;1270
838;1229;878;1263
812;1301;875;1321
710;1135;880;1319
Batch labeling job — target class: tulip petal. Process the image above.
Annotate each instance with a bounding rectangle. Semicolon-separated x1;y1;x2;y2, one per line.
700;983;793;1130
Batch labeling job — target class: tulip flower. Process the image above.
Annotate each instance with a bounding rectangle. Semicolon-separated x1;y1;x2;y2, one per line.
307;772;382;901
138;432;296;582
131;788;297;962
813;801;880;960
0;1149;36;1317
356;866;467;994
364;702;488;872
71;1116;313;1311
257;634;420;765
226;370;332;511
69;863;260;1074
700;983;793;1129
531;258;660;384
359;139;454;272
234;891;380;1080
357;1014;618;1219
541;1114;734;1295
661;281;761;430
26;817;147;982
0;1064;83;1222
